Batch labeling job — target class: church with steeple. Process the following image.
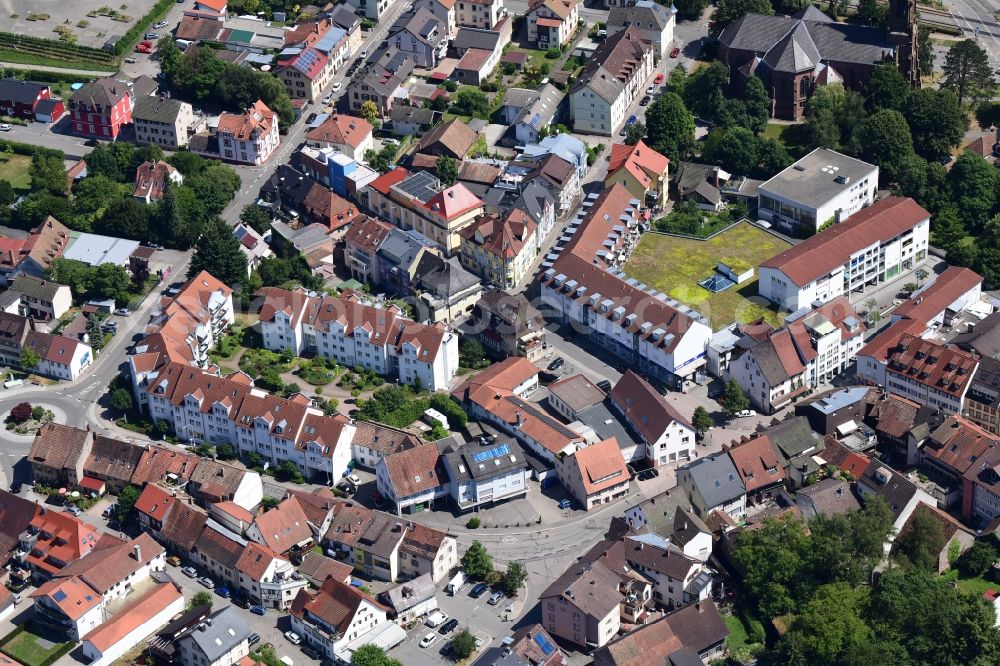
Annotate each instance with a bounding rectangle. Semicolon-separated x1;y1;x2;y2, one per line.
718;0;919;120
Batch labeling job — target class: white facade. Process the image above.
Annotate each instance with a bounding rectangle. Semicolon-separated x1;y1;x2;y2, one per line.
606;0;675;60
885;367;974;414
569;30;654;136
81;591;185;666
375;457;448;514
217;105;281;166
239;556;309;610
38;340;93;381
291;596;391;661
760;218;929;312
134;100;196;149
457;0;503;29
645;419;695;468
527;0;579;48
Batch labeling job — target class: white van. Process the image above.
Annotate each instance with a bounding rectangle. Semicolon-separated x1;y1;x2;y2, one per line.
425;611;448;627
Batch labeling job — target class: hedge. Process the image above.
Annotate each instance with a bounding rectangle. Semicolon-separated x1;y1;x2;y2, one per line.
0;68;97;84
0;139;64;160
114;0;175;55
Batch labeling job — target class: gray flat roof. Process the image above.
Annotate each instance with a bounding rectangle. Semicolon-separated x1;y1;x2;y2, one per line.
575;400;640;452
758;148;877;210
63;232;140;267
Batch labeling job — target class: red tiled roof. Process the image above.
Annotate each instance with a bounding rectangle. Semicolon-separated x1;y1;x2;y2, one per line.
237;542;284;580
608;370;692;442
886;334;978;398
290;576;388;635
607;140;669;190
306;114;373;149
760;197;930;287
383;444;444;498
727;436;784;492
217;100;275;141
460;213;537;260
891;267;982;321
251;497;313;554
83;581;181;652
571;437;629;496
369;167;411;196
924;415;1000;476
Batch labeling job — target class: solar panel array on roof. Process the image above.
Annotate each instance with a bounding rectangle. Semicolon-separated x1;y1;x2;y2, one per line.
293;47;322;76
472;443;510;463
394;170;441;203
53;590;67;602
534;633;555;655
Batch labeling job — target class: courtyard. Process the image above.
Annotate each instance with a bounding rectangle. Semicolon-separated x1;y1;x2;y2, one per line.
0;625;73;666
623;221;791;330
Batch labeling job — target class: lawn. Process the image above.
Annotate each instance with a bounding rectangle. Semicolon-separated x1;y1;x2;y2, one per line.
0;627;73;666
623;221;791;330
0;154;32;191
941;568;998;597
504;46;549;72
723;612;750;651
762;122;813;160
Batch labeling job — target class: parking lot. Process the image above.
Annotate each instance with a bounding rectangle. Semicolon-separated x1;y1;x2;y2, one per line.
4;0;161;51
389;585;500;665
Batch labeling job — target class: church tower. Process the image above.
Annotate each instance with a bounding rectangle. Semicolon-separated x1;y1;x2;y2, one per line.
888;0;920;86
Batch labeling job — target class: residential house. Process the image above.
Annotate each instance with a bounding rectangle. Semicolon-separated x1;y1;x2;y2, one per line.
289;576;404;662
470;289;546;361
378;573;438;625
795;386;872;436
511;154;581;217
376;443;449;515
177;606;251;666
213;100;280;165
297;552;354;588
622;495;713;562
527;0;580;49
132;96;198;149
0;79;52;121
605;140;670;210
459;211;538;289
415;119;478;159
500;88;540;125
857;460;936;553
366;168;486;254
81;435;144;495
718;5;917;120
233;223;274;276
187;459;262;511
257;286;459;390
966;357;1000;437
391;9;448;68
761;415;826;488
0;312;91;380
512;84;563;145
305;114;374;162
389;106;437;137
192;521;247;588
540;185;713;389
592;601;729;666
277;46;334;103
726;435;785;507
28;423;92;487
569;26;654;135
795;477;861;518
81;579;184;666
440;439;529;512
674;161;762;212
495;625;567;666
246;496;314;556
521;134;589;181
284;19;353;74
677;452;746;521
538;560;630;649
132;160;184;204
10;275;71;321
0;490;41;568
347;49;414;117
757;148;879;234
236;542;309;609
884;335;977;413
0;216;70;285
299;147;379;201
343;215;393;284
329;6;364;54
608;370;696;468
556;437;630;510
410;252;484;323
20;509;100;582
69;77;135;140
921;415;998;514
456;0;503;29
607;0;676;60
351;421;421;470
451;18;512;85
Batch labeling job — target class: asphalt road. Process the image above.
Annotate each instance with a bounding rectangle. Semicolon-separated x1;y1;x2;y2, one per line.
942;0;1000;69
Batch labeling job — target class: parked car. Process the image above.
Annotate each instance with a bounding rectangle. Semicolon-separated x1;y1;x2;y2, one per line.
124;57;137;64
670;46;680;58
426;611;448;628
419;633;436;648
383;137;400;146
735;409;757;418
233;597;250;609
596;380;612;392
469;582;489;598
182;566;197;580
626;114;638;126
646;85;656;95
248;633;261;646
154;20;168;28
488;590;504;606
8;480;21;493
322;94;333;105
547;357;564;371
67;506;82;517
558;498;572;510
639;95;651;106
135;42;152;53
439;618;459;634
331;81;342;92
285;631;302;645
438;641;453;657
114;308;131;316
167;555;181;567
197;576;215;589
305;113;318;124
347;473;362;485
654;72;664;84
144;32;158;39
250;606;267;616
0;124;11;132
216;586;231;598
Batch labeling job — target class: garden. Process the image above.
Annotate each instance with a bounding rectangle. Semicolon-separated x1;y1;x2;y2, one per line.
653;201;748;239
0;625;74;666
356;385;468;440
5;401;54;434
624;221;791;330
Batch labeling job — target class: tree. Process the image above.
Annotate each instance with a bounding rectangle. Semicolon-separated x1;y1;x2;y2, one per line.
805;85;848;149
85;142;136;182
116;485;141;523
704;127;758;175
709;0;772;35
86;315;106;352
930;207;967;251
190;591;213;609
855;109;913;181
19;346;39;371
672;0;708;19
28;151;68;195
918;25;934;76
435;155;458;186
0;180;15;207
73;175;129;231
275;459;304;484
459;339;490;369
949;152;999;233
895;506;944;571
451;89;490;118
462;540;493;580
682;61;728;120
98;198;150;241
451;629;476;660
239;204;271;235
857;0;886;25
90;263;133;305
624;121;646;145
189;218;247;291
741;76;771;134
775;583;873;665
943;39;996;106
692;406;714;434
9;402;31;424
864;63;910;113
731;515;809;617
351;645;402;666
501;561;528;596
645;92;695;161
865;298;881;324
958;540;999;577
915;268;929;284
360;100;381;126
905;88;967;162
722;378;750;417
110;388;133;413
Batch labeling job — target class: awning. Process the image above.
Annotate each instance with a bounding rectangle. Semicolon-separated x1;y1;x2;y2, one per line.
78;476;106;493
836;420;858;437
341;622;407;659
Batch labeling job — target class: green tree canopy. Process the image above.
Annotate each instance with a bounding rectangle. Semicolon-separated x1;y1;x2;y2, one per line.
904;88;967;162
856;0;886;26
29;152;68;195
19;346;39;371
645;92;695;161
350;644;402;666
856;109;914;181
692;406;713;434
189;218;248;291
451;89;490;118
709;0;772;35
948;151;999;233
864;63;911;113
116;485;141;523
462;540;493;580
435;155;458;186
721;378;750;416
501;561;528;595
450;629;476;660
775;583;874;665
943;39;997;106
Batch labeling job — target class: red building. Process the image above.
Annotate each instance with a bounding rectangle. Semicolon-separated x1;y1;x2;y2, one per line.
0;79;51;120
69;77;134;140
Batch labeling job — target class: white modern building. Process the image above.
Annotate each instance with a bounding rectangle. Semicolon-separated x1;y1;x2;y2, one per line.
440;441;529;512
757;148;878;234
759;196;930;312
257;287;459;391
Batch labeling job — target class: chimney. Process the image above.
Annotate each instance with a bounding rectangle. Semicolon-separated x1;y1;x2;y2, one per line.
133;543;142;562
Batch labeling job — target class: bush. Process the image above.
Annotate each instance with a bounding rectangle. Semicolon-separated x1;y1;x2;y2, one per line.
9;402;31;424
545;48;561;59
30;406;44;421
466;517;481;529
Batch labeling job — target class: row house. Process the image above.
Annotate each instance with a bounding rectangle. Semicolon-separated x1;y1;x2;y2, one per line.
593;602;729;665
27;422;91;487
391;9;448;68
508;154;581;218
921;415;999;516
884;335;978;414
277;46;335;103
760;196;929;312
608;370;696;468
556;437;630;510
456;0;504;29
458;210;539;289
176;606;251;666
727;297;866;414
137;362;355;484
0;311;92;381
0;216;70;286
569;26;654;136
256;286;459;391
20;508;100;582
365;168;486;255
376;443;449;515
470;289;547;361
346;49;414;117
540;185;712;389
